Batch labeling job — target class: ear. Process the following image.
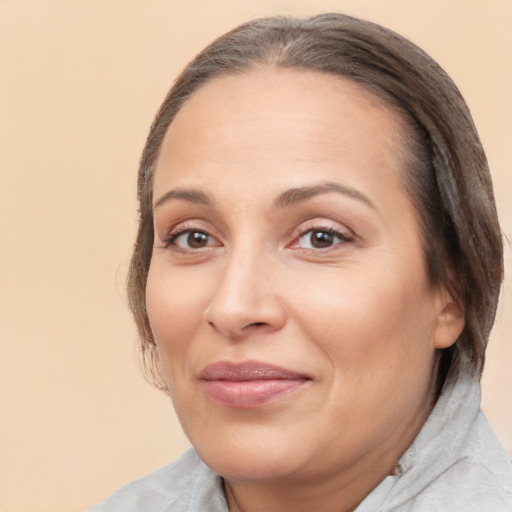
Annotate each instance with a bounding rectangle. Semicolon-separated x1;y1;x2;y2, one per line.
433;286;465;349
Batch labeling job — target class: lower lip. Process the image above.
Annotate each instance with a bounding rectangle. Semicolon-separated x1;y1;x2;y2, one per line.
203;379;308;408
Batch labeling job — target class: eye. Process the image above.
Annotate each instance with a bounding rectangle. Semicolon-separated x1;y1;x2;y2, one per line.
166;229;219;250
296;228;352;250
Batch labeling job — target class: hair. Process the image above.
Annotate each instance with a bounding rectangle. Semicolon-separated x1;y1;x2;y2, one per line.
127;13;503;391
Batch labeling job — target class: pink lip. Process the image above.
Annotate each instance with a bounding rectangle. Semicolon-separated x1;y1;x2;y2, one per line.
200;361;310;409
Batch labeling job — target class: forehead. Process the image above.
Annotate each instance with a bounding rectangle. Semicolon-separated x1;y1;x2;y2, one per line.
154;68;410;201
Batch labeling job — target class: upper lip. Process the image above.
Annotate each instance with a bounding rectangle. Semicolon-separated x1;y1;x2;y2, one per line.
200;360;309;381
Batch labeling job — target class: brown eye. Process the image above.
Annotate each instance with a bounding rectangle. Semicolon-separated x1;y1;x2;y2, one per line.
168;229;218;250
311;231;334;248
296;229;352;250
187;231;209;248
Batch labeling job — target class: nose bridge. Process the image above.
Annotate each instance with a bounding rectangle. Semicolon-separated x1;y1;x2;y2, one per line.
204;238;285;338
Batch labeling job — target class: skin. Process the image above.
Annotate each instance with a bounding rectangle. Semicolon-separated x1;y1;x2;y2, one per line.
146;68;465;512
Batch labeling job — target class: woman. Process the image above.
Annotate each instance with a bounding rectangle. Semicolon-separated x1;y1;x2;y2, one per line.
91;13;512;511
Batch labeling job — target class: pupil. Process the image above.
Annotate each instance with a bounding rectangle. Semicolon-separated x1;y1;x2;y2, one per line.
312;231;333;248
188;231;208;248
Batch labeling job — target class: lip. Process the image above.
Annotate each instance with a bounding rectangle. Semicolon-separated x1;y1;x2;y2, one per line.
200;360;310;409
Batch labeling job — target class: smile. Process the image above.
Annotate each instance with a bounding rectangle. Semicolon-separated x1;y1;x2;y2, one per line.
200;360;310;409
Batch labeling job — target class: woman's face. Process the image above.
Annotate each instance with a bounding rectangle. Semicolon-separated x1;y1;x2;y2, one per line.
146;69;461;485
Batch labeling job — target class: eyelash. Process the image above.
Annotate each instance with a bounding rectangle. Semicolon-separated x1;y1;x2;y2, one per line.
161;225;353;253
292;227;353;250
163;228;218;250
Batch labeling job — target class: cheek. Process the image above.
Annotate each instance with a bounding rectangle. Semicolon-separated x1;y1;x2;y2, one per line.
145;265;211;378
291;262;437;376
297;266;438;433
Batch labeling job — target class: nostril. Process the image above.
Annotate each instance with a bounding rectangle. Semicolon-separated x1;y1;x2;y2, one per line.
248;322;266;328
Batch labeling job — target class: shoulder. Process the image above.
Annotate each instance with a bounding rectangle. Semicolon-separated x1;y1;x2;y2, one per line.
409;412;512;511
371;376;512;512
409;459;512;511
88;448;227;512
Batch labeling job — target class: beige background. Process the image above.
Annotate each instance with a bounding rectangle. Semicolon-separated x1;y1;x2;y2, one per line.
0;1;511;511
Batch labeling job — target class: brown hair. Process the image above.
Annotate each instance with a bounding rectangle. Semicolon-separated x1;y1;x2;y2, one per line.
128;13;503;391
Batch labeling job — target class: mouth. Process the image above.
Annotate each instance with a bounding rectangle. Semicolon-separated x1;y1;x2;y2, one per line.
199;360;310;409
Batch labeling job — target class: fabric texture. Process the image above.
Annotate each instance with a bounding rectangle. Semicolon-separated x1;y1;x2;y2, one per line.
89;376;512;511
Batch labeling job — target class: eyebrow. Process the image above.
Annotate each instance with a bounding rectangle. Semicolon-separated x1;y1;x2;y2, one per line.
153;181;375;211
274;182;375;209
153;188;214;209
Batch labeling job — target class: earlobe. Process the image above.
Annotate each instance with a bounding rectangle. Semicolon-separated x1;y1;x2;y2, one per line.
433;291;465;349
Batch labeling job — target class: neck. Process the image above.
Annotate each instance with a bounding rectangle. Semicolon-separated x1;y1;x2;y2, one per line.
223;391;434;512
225;478;361;512
224;460;383;512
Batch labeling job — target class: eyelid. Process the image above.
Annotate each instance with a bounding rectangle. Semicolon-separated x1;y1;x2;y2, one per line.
287;219;355;250
291;218;353;239
169;228;221;248
157;219;223;250
169;229;212;248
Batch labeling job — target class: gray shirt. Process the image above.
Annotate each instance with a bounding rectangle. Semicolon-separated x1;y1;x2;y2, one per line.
90;376;512;511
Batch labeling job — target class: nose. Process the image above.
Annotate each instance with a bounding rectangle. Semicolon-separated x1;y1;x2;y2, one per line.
203;250;287;340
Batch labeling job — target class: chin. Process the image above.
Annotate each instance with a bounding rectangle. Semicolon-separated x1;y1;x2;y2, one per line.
201;450;301;482
190;426;309;482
